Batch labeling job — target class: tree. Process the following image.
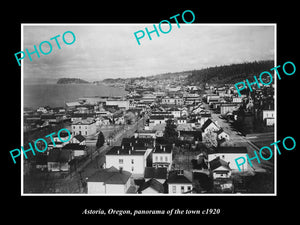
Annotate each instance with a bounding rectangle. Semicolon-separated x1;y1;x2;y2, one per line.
96;131;105;149
163;119;178;144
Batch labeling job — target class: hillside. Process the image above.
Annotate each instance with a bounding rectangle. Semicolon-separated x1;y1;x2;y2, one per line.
186;60;274;85
57;78;89;84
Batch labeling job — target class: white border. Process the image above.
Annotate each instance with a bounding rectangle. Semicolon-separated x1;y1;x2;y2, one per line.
21;23;277;196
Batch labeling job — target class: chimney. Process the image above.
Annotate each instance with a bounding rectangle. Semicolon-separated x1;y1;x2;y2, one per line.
129;149;131;155
163;146;166;152
117;149;120;154
160;145;162;150
119;167;123;173
122;145;124;149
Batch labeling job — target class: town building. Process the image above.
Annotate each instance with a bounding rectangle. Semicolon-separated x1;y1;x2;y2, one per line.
87;166;132;194
71;119;97;136
152;145;173;170
208;147;248;171
105;145;148;177
167;170;193;194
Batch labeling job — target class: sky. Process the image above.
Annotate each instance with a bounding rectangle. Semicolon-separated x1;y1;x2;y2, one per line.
22;24;275;82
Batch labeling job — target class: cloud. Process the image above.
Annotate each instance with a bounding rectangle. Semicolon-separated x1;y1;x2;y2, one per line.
23;24;275;81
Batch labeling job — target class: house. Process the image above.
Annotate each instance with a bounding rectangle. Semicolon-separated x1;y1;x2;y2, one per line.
169;107;181;118
152;145;173;170
215;128;230;141
201;119;219;134
121;137;154;158
232;96;243;103
87;166;132;194
198;112;211;127
178;130;202;143
106;99;129;110
161;96;184;105
70;134;86;145
220;103;240;115
208;147;248;171
62;143;87;158
134;130;156;139
70;113;95;122
71;119;97;136
261;109;275;126
209;156;232;179
105;145;148;177
167;170;193;194
177;117;187;125
144;167;168;184
47;148;72;172
137;178;165;194
35;154;48;171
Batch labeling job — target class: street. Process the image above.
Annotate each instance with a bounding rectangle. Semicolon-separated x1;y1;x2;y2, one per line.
204;103;274;173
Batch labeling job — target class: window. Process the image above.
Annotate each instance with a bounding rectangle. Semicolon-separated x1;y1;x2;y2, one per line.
119;159;123;164
160;156;163;161
131;159;134;164
85;126;87;129
155;156;158;162
73;126;75;129
172;186;176;193
181;186;185;193
131;166;134;172
187;186;191;191
85;131;87;135
165;156;168;162
79;126;81;129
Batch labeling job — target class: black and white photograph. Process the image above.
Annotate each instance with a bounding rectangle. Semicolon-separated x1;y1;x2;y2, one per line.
21;24;276;195
4;3;298;221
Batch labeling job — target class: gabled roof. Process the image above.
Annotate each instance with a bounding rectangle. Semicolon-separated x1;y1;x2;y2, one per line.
73;134;86;142
144;167;167;180
214;146;248;154
47;148;72;163
87;166;131;184
62;143;87;150
201;119;214;130
138;179;165;193
167;171;192;184
209;156;231;171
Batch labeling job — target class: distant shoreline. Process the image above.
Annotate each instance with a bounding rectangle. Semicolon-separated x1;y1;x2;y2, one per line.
23;83;127;108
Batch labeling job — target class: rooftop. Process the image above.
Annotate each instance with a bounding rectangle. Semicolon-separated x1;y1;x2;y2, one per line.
106;146;146;156
87;166;131;184
138;178;165;193
167;171;192;184
144;167;168;180
213;146;248;154
153;145;172;154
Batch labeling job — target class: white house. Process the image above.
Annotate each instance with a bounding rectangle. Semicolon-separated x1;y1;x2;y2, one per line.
177;117;187;125
105;146;147;177
152;145;173;171
209;156;232;179
201;119;219;134
71;119;97;136
262;110;275;126
70;134;86;145
208;147;248;171
87;166;132;194
167;170;193;194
